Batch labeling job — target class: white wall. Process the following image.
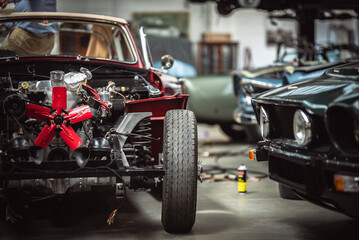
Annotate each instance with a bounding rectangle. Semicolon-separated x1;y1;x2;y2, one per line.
316;18;359;45
56;0;287;69
206;7;277;69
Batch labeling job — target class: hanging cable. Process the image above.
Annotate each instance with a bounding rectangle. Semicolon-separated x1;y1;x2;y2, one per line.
199;149;268;182
82;84;101;99
104;166;127;226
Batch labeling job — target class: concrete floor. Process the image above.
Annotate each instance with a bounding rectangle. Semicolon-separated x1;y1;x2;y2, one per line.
1;124;359;239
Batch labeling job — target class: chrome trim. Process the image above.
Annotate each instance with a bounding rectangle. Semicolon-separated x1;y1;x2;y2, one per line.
259;106;270;139
139;26;152;69
117;23;138;65
240;78;278;89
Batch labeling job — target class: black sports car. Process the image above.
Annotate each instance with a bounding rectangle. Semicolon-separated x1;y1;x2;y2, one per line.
252;60;359;218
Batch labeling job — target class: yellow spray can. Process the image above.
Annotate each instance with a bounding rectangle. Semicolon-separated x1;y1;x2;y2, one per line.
238;164;247;194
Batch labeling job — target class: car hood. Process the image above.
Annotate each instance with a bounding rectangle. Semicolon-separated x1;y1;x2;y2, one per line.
285;61;348;84
254;63;359;115
237;64;294;78
236;61;346;89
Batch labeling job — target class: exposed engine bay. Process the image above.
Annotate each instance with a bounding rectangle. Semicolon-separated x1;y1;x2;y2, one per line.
0;65;167;195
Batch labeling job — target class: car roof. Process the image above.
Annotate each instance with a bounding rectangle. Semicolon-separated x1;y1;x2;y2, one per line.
0;12;128;25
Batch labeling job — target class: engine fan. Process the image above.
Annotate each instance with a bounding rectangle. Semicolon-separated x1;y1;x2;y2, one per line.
26;86;93;150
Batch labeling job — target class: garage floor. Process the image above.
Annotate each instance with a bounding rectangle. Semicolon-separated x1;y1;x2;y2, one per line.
1;124;359;240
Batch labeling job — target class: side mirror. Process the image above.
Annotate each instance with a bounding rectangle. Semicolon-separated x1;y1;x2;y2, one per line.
161;55;174;69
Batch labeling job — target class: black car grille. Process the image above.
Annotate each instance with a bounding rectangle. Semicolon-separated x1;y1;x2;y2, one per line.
263;104;330;145
267;105;297;139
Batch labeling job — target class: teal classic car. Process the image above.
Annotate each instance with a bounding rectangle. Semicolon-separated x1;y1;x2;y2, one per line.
184;74;246;140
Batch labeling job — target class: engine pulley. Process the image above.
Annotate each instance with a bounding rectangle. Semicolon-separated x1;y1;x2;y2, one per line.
3;94;26;117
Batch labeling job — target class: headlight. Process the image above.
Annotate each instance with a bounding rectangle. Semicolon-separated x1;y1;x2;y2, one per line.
293;110;312;146
244;95;252;105
241;84;254;106
259;106;270;139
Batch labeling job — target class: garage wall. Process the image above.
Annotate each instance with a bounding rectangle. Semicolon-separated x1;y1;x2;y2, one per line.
57;0;280;70
206;7;277;69
57;1;359;70
316;19;359;45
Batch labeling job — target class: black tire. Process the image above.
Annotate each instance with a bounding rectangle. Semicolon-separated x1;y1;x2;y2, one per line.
219;122;246;141
278;183;302;200
162;109;198;233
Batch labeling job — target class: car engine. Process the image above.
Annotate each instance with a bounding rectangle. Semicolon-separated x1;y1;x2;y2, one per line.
1;67;162;194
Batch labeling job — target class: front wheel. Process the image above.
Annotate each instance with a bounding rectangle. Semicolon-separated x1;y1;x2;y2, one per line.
162;109;198;233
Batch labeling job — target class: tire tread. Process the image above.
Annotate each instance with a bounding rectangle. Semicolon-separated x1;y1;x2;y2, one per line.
162;110;198;233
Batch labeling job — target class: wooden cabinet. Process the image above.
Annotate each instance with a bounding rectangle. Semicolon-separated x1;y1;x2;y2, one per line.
197;41;238;75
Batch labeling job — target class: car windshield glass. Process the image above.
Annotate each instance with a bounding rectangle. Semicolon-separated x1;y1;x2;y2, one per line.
0;19;136;62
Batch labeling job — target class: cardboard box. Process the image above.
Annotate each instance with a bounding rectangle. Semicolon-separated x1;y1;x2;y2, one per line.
202;33;232;42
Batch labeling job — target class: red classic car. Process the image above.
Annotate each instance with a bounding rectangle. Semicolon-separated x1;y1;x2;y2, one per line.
0;12;198;233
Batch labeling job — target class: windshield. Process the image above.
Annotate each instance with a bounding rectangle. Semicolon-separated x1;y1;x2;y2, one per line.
0;19;136;62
